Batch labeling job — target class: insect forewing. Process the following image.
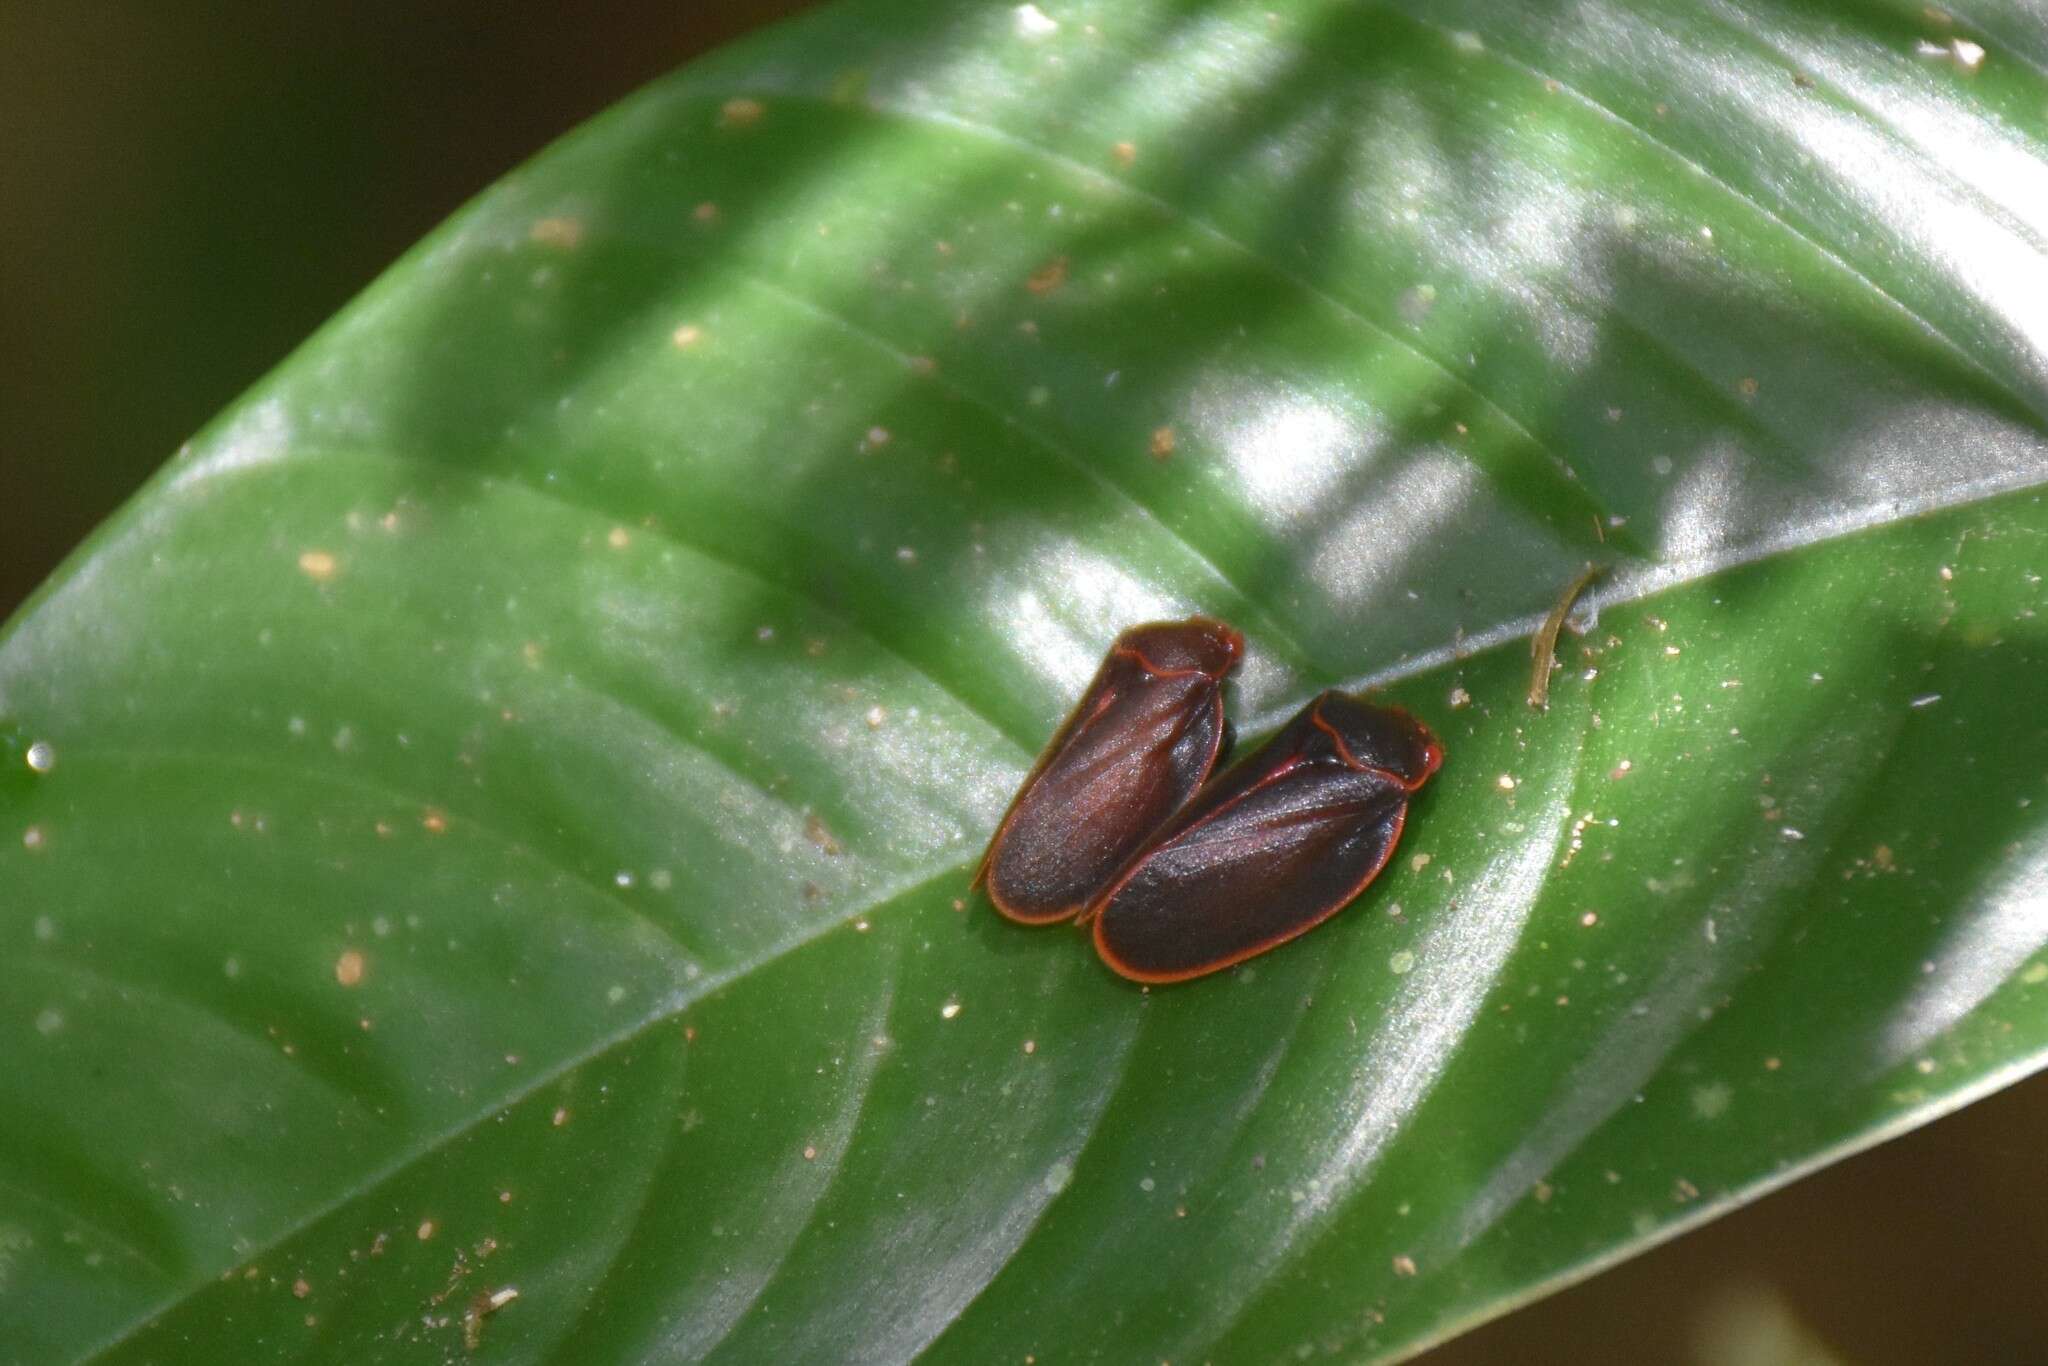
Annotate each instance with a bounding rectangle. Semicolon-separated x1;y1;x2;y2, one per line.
978;618;1243;924
1091;690;1440;981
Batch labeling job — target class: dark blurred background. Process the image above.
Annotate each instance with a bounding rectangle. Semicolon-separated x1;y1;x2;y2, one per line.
4;5;2044;1362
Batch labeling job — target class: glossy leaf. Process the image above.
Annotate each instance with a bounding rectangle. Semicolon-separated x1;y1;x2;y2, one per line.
5;1;2048;1362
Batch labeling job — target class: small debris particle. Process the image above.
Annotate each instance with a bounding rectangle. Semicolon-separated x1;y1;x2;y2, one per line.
422;808;449;835
671;323;704;348
1952;37;1986;70
1580;912;1599;927
941;1000;962;1020
1673;1178;1700;1202
463;1287;519;1352
803;1145;818;1161
21;825;45;851
1496;773;1517;791
1529;563;1604;709
1910;693;1942;708
334;949;366;988
865;706;888;729
1448;686;1471;709
1025;257;1070;295
1873;844;1895;871
719;97;765;128
1409;853;1432;872
417;1220;437;1241
1149;425;1177;460
1023;1039;1037;1054
1391;1254;1418;1277
1939;564;1954;581
894;546;917;565
1398;283;1437;326
297;550;338;582
1388;950;1416;976
293;1278;311;1299
1764;1056;1783;1070
552;1107;570;1127
1609;760;1633;780
864;426;892;451
607;526;631;550
805;813;843;856
529;217;584;250
1110;140;1138;167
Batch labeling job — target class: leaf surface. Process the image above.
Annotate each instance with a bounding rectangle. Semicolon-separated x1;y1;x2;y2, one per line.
5;2;2048;1361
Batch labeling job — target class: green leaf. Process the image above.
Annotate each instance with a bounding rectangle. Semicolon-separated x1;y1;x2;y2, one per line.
5;1;2047;1361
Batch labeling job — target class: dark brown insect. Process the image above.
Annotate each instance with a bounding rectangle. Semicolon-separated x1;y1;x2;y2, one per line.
1087;689;1442;983
976;617;1244;925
